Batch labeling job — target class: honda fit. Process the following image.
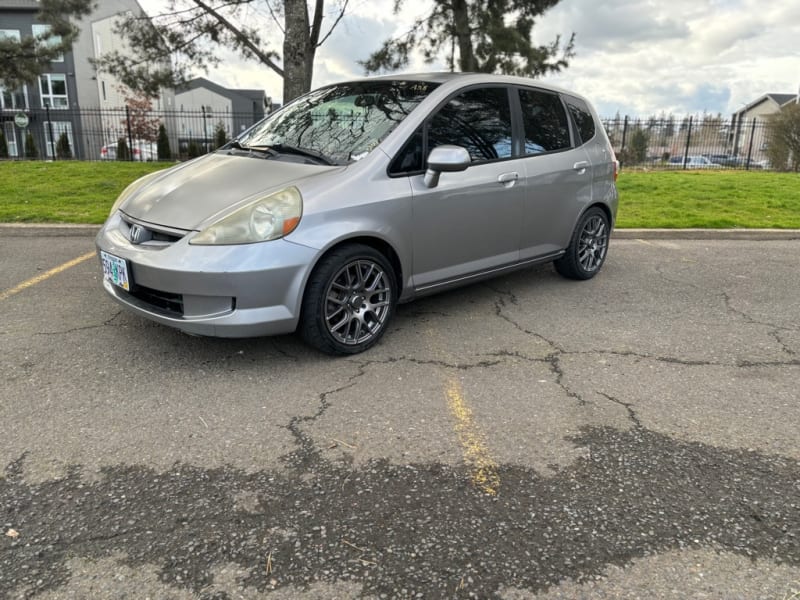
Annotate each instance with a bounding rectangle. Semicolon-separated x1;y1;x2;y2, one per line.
96;73;619;354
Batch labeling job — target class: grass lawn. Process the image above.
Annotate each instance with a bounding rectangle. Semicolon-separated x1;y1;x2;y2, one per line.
0;161;799;228
0;161;170;224
616;169;800;228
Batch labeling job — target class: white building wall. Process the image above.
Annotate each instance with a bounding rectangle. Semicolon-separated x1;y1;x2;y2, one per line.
174;88;234;141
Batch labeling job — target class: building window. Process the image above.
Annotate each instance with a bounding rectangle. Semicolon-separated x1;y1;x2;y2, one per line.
43;121;74;157
31;24;63;62
0;29;21;42
1;85;29;110
2;123;19;157
39;74;68;108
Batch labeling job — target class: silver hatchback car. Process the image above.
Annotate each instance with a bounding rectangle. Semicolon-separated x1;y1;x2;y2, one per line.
97;73;618;354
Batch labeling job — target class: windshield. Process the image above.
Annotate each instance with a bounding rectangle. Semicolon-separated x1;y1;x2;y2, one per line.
236;80;440;165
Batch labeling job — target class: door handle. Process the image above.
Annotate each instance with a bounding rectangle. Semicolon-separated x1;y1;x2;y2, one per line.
497;172;519;187
573;161;590;173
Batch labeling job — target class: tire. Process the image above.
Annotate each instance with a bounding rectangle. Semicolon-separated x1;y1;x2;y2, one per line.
554;206;610;280
300;244;397;355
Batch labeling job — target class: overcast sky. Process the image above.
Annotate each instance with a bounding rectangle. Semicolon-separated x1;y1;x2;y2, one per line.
143;0;800;117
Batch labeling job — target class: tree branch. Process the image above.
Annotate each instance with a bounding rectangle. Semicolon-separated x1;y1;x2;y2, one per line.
309;0;324;47
190;0;284;77
265;0;285;34
316;0;349;48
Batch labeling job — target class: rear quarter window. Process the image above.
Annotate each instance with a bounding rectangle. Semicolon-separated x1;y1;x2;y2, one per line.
565;96;596;145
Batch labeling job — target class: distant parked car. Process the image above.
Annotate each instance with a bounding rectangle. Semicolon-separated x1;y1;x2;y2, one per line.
100;140;158;161
668;155;721;169
705;154;739;167
729;157;769;169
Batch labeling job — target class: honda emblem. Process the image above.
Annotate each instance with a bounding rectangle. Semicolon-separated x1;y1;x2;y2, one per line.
130;224;146;244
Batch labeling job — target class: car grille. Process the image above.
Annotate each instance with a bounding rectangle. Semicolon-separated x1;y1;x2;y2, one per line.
120;217;188;247
125;285;184;317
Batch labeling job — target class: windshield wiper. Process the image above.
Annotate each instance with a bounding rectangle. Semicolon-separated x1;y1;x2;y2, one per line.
226;140;278;158
268;144;336;165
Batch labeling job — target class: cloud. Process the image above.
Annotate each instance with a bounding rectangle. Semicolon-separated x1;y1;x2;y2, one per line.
535;0;690;51
139;0;800;116
533;0;800;116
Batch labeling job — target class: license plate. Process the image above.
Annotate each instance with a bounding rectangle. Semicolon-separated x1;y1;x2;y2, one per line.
100;250;131;291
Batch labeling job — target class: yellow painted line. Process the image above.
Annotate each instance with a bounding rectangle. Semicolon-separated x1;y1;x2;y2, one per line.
0;251;96;301
445;378;500;496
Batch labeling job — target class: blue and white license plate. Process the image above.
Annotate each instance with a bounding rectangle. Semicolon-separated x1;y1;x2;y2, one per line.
100;250;131;291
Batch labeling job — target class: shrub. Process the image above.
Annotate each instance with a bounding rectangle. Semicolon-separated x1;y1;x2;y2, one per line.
187;140;201;158
0;130;8;158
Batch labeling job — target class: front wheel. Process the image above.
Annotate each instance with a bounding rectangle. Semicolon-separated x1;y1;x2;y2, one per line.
300;244;397;355
554;207;611;280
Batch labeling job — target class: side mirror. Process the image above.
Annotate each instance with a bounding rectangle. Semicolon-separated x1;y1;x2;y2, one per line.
423;145;470;188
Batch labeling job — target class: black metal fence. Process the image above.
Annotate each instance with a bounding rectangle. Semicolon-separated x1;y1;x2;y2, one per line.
0;106;264;162
603;115;774;170
0;107;778;170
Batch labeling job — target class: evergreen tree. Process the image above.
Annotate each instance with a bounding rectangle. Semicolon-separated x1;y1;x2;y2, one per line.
157;124;171;160
187;140;201;158
214;121;228;149
766;104;800;172
24;131;38;159
361;0;574;77
55;131;71;159
116;138;130;161
628;128;649;165
0;130;8;159
0;0;93;88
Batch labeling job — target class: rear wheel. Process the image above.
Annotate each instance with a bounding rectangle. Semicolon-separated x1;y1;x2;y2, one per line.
554;207;610;280
300;244;396;355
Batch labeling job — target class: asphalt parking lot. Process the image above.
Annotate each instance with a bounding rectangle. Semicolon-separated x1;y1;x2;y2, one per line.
1;231;799;599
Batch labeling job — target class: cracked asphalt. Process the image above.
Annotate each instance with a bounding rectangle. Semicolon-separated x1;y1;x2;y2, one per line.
1;233;799;599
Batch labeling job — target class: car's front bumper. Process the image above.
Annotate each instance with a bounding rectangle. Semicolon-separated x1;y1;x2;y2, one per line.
95;211;318;338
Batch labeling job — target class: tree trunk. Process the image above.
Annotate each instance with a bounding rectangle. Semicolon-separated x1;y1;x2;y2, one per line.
283;0;315;102
451;0;476;72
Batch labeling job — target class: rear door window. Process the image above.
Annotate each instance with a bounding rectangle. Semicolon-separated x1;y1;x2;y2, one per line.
518;88;571;155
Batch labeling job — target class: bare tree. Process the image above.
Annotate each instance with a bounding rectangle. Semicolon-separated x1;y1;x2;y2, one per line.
92;0;349;103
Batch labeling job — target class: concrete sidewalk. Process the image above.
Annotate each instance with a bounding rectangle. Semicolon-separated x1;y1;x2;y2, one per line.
2;222;800;240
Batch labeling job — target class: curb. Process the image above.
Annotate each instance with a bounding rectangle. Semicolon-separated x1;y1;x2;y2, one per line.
611;228;800;240
0;223;100;237
2;223;800;241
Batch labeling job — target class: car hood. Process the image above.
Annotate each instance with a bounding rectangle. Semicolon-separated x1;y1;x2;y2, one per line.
121;152;342;230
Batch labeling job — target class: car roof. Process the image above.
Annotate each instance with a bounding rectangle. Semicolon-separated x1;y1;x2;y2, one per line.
338;71;575;98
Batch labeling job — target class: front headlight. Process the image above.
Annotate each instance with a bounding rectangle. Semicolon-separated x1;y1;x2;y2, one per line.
108;169;164;217
189;186;303;245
